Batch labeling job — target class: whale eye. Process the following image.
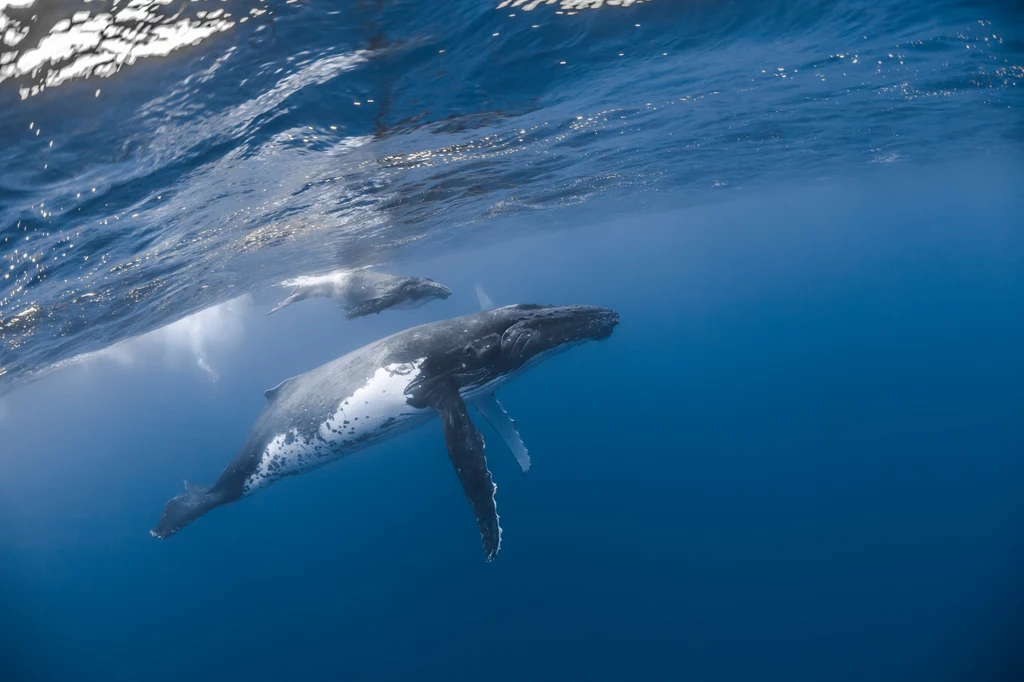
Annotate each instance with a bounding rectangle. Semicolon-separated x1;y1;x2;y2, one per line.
462;333;500;360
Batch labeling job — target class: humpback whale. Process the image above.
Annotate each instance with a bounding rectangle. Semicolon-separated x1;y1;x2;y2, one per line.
151;304;619;561
268;269;451;317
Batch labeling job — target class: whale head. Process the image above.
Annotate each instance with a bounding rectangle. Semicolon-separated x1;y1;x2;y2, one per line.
495;304;619;364
426;304;619;396
401;277;452;306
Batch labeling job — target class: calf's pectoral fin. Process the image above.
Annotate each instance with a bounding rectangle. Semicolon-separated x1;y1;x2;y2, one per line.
472;393;530;473
431;382;502;562
268;288;302;315
345;293;403;318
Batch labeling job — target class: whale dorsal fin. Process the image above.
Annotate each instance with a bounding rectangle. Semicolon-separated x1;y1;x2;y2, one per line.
264;376;299;401
472;393;530;473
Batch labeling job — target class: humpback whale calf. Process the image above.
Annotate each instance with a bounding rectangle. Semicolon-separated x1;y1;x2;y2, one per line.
268;268;452;317
151;304;619;560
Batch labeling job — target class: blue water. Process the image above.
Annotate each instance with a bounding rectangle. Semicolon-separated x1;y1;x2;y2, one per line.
2;1;1024;680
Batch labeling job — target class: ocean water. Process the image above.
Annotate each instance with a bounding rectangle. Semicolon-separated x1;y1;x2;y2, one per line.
2;1;1023;681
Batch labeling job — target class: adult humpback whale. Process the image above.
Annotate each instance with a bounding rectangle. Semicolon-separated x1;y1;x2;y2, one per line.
151;304;619;560
268;269;452;317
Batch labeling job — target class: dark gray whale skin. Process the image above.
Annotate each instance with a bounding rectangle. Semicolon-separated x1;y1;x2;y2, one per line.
151;304;619;560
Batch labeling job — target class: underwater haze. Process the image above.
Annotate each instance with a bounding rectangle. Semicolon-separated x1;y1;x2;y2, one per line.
2;1;1024;681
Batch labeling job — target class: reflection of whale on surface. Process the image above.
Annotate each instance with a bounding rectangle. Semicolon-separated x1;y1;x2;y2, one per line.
267;269;452;318
151;304;620;561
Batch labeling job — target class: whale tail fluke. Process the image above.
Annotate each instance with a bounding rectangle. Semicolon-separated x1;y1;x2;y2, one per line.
150;480;223;539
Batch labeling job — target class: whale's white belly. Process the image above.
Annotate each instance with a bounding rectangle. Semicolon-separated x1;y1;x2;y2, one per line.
243;360;432;494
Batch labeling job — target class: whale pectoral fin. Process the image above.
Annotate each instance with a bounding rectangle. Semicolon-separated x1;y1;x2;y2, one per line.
472;393;530;474
268;289;302;315
345;293;402;319
432;383;501;562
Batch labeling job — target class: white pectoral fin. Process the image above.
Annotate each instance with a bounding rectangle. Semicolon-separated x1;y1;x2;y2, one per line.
268;288;301;315
472;393;530;473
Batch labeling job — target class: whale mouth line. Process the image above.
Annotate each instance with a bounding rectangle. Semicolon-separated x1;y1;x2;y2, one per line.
500;307;619;362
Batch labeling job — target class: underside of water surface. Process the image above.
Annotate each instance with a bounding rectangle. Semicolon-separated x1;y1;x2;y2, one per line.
1;0;1022;390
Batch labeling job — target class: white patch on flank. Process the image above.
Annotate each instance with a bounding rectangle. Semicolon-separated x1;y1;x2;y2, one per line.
269;269;365;313
278;265;374;290
279;270;354;290
243;358;430;494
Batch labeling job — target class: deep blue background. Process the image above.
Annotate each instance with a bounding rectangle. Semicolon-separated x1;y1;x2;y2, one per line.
1;161;1022;681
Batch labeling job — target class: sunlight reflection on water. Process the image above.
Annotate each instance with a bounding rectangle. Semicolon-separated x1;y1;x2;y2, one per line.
1;0;236;98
